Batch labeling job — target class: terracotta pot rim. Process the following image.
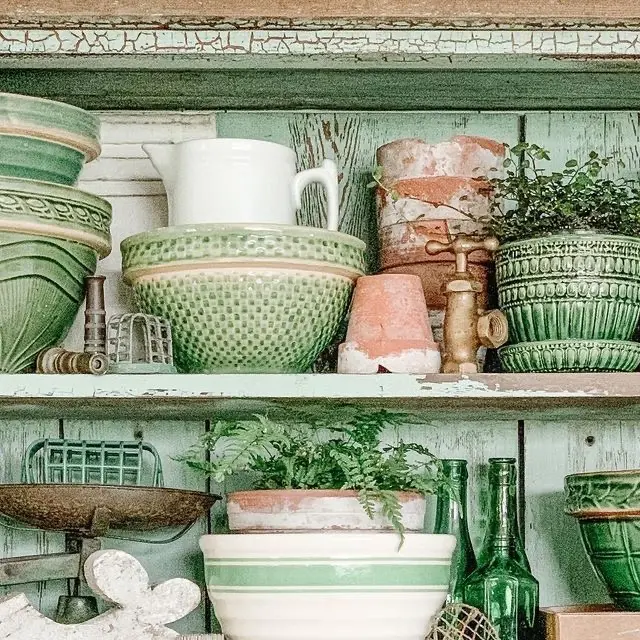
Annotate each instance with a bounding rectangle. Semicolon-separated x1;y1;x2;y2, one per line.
341;339;440;351
228;489;425;500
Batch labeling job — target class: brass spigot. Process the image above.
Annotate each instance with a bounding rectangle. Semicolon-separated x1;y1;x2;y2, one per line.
426;234;508;373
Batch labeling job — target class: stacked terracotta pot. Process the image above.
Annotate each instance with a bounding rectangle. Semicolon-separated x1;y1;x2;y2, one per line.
375;135;505;344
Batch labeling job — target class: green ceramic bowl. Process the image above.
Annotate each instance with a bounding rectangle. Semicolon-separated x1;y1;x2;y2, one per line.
499;339;640;373
566;470;640;610
0;177;111;372
0;176;112;258
495;234;640;343
121;224;366;373
0;134;85;185
0;93;100;161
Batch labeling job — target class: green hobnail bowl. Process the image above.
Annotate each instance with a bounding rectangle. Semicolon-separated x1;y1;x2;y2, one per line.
0;177;111;372
0;134;85;185
499;339;640;373
566;470;640;610
121;224;366;373
495;234;640;343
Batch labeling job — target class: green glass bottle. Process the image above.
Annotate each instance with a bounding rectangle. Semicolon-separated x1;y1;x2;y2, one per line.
433;459;477;603
463;458;538;640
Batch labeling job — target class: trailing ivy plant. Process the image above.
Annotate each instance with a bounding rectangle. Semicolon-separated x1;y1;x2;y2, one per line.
180;409;445;538
370;143;640;243
485;142;640;243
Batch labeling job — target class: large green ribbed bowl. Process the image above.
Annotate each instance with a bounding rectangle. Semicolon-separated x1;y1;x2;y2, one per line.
0;177;111;372
121;224;366;373
495;234;640;343
566;470;640;610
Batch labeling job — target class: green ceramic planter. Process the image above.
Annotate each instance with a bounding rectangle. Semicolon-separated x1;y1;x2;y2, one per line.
0;231;98;372
0;177;111;372
0;92;100;161
499;339;640;373
0;134;85;185
122;224;366;373
495;234;640;343
566;470;640;610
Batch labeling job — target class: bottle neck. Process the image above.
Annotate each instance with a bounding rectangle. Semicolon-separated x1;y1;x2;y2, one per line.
434;460;469;533
484;459;520;557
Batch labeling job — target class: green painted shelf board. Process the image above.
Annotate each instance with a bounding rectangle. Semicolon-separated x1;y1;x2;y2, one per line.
2;373;640;419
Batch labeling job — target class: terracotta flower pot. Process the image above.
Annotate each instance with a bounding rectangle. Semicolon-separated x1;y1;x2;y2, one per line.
227;489;426;532
376;135;505;182
337;274;441;374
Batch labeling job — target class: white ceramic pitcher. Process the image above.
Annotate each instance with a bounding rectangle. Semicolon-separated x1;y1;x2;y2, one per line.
143;138;340;230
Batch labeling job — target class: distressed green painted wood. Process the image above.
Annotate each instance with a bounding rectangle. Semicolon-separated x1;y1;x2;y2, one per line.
0;420;64;618
522;419;640;607
400;420;519;550
217;111;519;269
61;419;209;634
7;69;640;110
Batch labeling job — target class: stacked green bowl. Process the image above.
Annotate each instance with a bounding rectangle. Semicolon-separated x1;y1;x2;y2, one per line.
0;93;111;372
566;470;640;610
121;224;366;373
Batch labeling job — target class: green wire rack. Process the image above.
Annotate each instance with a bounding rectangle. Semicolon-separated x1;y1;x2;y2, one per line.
23;439;164;487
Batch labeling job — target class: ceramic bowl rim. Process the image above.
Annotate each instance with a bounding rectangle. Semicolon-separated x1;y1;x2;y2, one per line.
0;92;99;118
121;223;366;252
497;232;640;253
0;175;111;212
500;339;640;351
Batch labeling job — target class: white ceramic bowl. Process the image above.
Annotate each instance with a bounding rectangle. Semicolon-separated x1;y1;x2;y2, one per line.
200;533;455;640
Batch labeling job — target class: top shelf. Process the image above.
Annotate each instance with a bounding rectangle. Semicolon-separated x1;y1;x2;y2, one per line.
2;373;640;420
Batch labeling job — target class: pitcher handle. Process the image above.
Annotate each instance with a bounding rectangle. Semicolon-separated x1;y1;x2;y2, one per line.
292;159;340;231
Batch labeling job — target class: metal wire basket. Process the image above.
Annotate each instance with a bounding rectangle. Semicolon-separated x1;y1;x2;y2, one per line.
427;603;499;640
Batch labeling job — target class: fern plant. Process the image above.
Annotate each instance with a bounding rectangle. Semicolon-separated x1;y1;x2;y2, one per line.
180;409;444;537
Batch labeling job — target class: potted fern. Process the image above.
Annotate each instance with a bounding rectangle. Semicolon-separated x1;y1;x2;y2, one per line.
182;409;444;535
486;143;640;372
186;410;456;640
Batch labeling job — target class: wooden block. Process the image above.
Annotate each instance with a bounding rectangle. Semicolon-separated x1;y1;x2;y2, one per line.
538;605;640;640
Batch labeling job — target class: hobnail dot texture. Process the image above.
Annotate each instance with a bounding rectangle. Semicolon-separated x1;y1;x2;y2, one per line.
122;229;366;272
132;270;354;373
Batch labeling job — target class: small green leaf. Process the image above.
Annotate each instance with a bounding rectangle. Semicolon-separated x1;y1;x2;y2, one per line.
565;160;578;168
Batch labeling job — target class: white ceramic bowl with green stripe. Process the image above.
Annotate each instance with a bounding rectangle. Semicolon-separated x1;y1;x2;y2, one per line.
200;533;455;640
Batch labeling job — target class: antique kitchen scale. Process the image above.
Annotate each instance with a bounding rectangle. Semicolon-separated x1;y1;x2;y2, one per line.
0;438;219;623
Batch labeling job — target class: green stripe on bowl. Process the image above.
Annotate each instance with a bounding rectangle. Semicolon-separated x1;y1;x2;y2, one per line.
205;561;450;588
206;585;448;593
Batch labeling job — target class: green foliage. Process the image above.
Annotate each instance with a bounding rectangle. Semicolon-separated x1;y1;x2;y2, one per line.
180;409;444;537
485;143;640;242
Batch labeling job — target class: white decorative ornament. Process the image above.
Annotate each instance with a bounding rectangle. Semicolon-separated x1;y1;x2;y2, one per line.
0;549;201;640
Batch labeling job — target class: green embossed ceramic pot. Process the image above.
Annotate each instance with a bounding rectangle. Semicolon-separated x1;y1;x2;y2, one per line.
0;177;111;372
200;533;455;640
566;470;640;610
121;224;366;373
495;233;640;343
0;93;101;185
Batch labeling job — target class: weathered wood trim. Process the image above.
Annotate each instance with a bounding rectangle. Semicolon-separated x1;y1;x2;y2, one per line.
3;1;640;29
2;373;640;420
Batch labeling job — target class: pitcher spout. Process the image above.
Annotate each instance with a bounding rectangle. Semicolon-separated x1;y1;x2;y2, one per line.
143;143;177;194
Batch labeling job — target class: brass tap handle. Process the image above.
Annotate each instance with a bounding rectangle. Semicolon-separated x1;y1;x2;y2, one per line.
426;234;499;273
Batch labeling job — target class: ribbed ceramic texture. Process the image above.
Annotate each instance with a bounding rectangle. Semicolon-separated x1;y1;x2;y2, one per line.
499;340;640;373
565;470;640;514
576;519;640;610
121;224;367;274
0;177;112;257
0;231;97;372
131;269;355;373
201;533;455;640
0;135;85;185
495;234;640;342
